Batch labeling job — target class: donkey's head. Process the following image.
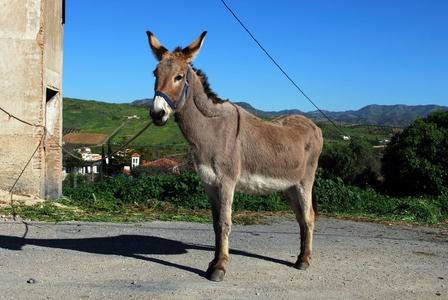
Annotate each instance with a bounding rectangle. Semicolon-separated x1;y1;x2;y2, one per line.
147;31;207;126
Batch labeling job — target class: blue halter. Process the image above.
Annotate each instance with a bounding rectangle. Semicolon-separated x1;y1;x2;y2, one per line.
154;66;191;111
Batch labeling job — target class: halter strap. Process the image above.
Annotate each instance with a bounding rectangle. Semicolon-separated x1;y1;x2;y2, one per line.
154;66;191;111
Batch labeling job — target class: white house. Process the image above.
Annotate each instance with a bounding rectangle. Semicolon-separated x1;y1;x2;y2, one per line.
131;153;140;168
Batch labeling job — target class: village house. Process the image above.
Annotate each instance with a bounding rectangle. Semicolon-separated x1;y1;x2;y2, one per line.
122;153;141;176
122;154;182;175
131;153;140;168
142;158;181;174
63;147;103;176
124;115;140;120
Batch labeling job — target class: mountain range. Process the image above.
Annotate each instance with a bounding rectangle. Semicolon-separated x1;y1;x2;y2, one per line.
131;99;447;127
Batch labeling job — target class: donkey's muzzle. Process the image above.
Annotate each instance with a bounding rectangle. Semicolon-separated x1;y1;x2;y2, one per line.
149;107;168;126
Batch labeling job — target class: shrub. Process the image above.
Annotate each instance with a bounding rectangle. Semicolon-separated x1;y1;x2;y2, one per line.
314;176;446;223
382;110;448;197
63;173;447;224
63;173;291;212
319;139;381;189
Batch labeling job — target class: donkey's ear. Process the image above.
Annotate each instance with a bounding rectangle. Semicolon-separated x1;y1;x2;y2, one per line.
182;31;207;63
146;31;169;61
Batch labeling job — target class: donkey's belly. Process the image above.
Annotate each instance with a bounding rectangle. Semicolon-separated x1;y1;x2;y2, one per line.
197;164;295;195
235;174;295;195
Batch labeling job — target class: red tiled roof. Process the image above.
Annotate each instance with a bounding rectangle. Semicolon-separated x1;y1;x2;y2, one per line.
143;158;180;168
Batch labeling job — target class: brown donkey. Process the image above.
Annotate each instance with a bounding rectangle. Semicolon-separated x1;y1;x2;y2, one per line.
146;31;323;281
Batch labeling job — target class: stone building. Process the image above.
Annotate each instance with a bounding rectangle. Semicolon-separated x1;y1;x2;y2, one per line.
0;0;65;199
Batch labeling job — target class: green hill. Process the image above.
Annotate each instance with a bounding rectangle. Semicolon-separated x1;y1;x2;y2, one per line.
63;98;404;150
63;98;187;150
236;102;447;127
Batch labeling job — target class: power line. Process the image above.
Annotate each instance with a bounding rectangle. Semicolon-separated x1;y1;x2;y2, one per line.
0;107;35;127
0;106;152;206
219;0;350;137
0;106;152;164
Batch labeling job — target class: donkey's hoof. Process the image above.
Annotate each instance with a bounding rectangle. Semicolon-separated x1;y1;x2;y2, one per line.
206;267;226;282
294;261;310;270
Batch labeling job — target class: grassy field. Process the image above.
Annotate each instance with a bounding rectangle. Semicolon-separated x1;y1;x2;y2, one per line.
63;97;189;150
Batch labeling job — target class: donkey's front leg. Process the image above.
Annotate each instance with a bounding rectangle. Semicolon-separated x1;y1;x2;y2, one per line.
203;182;234;281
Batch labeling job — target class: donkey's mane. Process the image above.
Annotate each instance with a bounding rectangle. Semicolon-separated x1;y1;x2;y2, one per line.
192;67;227;104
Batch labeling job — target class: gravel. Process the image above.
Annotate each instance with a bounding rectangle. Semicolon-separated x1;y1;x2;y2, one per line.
0;215;447;299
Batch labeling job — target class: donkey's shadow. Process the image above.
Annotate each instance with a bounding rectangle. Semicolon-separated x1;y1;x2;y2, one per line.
0;224;292;278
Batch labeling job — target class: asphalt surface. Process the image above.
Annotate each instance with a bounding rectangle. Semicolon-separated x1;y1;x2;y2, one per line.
0;215;447;299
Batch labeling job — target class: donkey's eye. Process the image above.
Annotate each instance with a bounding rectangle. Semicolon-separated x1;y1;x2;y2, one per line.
174;74;183;82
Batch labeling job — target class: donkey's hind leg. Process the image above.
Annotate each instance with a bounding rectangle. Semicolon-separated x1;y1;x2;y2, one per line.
284;183;315;270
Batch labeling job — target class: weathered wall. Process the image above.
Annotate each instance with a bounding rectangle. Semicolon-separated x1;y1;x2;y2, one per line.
0;0;64;199
43;0;64;199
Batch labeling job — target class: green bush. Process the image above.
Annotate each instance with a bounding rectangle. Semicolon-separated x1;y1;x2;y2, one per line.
393;198;439;223
314;176;446;223
63;174;289;211
233;192;290;211
314;176;395;214
63;173;447;224
319;139;381;189
382;110;448;197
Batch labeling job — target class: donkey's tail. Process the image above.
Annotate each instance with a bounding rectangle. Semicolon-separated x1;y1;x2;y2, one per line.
312;186;318;215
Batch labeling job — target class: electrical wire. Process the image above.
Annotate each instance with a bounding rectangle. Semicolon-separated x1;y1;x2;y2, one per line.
0;106;152;210
220;0;350;137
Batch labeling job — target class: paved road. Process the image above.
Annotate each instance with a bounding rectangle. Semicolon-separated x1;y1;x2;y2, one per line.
0;215;447;299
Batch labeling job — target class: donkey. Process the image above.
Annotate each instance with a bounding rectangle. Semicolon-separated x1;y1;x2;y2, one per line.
146;31;323;281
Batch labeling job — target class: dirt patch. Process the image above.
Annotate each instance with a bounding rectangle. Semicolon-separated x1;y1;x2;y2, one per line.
62;132;109;144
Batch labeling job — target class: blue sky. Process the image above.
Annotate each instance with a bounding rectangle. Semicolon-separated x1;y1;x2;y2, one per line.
63;0;447;112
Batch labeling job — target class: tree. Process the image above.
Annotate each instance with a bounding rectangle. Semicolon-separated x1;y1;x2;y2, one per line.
348;139;381;189
319;139;381;188
320;143;356;183
382;110;448;196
